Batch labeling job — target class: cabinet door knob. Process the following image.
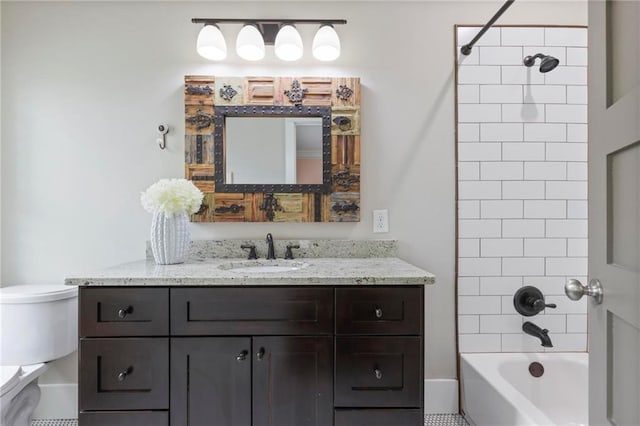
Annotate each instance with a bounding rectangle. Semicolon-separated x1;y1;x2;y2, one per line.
257;347;265;361
236;350;248;361
374;368;383;380
117;306;133;319
117;366;133;381
375;307;383;318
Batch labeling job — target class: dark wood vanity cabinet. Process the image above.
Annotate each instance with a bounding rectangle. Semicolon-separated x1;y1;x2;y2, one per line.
78;285;424;426
171;336;333;426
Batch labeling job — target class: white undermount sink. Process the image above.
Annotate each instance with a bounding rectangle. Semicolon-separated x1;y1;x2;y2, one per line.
218;261;309;274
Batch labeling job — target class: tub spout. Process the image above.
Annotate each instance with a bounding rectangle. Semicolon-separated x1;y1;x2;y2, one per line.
522;321;553;347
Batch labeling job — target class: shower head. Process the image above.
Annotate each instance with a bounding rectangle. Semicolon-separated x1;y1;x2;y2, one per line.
523;53;560;73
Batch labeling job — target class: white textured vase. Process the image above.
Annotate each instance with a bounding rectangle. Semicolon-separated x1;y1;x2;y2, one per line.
150;210;190;265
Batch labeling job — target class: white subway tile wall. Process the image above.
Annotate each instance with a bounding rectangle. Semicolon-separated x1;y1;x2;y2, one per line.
456;26;588;353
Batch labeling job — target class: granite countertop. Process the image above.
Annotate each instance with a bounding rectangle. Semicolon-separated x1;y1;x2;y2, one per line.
66;257;435;287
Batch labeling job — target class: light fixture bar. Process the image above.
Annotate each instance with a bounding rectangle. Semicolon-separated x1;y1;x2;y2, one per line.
192;18;346;45
191;18;347;25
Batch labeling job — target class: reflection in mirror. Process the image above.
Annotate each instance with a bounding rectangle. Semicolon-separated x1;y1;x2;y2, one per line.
225;117;323;185
213;105;332;194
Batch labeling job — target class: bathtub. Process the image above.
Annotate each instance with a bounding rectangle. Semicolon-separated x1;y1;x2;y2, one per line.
460;352;588;426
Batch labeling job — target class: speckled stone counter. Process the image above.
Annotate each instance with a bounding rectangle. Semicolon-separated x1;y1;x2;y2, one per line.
66;257;435;286
68;239;435;286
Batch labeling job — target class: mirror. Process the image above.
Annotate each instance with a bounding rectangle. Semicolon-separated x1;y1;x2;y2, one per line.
214;106;332;193
225;117;323;185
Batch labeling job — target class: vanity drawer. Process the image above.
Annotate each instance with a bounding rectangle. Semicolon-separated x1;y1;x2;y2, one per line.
170;287;333;335
80;287;169;337
334;409;423;426
335;287;422;335
335;337;422;407
79;411;168;426
79;338;169;411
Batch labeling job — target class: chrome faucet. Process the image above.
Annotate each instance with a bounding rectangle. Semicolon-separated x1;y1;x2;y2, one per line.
522;321;553;347
266;233;276;260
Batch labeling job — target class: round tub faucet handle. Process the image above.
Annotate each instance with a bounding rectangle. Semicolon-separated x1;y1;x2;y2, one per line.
514;286;554;316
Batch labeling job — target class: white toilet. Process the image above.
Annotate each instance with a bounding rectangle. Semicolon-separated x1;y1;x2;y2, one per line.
0;284;78;426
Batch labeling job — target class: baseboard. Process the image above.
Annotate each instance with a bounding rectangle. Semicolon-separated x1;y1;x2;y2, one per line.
33;383;77;420
424;379;459;414
32;381;456;418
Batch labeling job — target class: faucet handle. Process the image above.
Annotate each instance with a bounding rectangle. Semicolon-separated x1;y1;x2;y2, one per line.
241;244;258;260
533;299;557;311
514;286;555;316
285;244;300;260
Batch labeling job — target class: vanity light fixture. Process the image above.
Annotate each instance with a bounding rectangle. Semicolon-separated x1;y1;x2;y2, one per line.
236;24;265;61
274;24;304;61
196;24;227;60
192;18;346;62
312;24;341;61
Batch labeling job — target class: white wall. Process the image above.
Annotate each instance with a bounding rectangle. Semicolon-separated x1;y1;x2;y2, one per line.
0;1;3;283
456;26;589;353
1;0;587;403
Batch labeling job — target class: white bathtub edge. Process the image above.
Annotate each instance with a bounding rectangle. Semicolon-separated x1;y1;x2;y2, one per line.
425;378;459;413
460;352;588;426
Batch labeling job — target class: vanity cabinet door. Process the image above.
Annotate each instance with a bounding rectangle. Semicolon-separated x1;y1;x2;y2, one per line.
80;287;169;337
171;287;333;335
335;336;422;408
171;337;251;426
253;336;333;426
79;338;169;411
79;411;168;426
335;287;423;335
334;409;423;426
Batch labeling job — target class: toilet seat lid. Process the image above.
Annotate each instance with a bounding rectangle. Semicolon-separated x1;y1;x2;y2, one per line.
0;365;22;396
0;284;77;304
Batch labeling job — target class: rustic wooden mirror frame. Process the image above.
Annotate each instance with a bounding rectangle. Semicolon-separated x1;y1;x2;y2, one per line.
184;76;361;223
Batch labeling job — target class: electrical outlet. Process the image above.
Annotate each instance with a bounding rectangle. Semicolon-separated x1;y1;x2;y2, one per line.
373;209;389;233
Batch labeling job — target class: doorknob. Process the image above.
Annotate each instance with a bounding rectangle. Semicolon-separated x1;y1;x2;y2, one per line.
565;279;603;305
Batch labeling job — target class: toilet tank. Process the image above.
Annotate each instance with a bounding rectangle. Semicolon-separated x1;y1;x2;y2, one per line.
0;284;78;366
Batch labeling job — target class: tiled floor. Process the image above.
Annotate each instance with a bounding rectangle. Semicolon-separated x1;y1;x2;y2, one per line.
425;413;469;426
33;414;469;426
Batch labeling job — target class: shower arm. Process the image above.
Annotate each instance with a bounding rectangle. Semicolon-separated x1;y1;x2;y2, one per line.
460;0;515;56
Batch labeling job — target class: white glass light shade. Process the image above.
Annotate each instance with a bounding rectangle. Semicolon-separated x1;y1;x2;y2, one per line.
274;25;303;61
312;25;341;61
197;25;227;61
236;25;265;61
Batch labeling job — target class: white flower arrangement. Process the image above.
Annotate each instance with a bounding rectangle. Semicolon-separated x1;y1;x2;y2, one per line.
141;178;204;217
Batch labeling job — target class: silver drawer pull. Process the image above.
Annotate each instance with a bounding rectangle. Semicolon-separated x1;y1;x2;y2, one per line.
374;368;383;380
257;347;265;361
237;350;248;362
374;307;383;318
117;306;133;319
117;366;133;381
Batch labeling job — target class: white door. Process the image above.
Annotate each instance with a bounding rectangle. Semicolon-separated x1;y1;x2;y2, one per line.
587;0;640;424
